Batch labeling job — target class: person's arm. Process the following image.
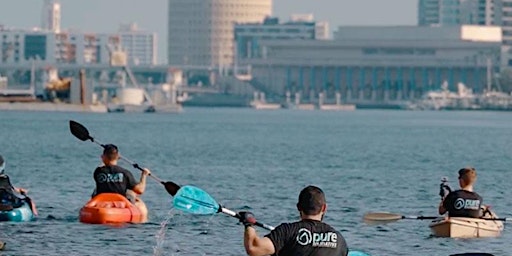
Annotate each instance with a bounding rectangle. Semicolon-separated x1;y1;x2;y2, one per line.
438;193;451;215
131;168;151;195
438;200;447;215
244;227;275;256
239;212;275;256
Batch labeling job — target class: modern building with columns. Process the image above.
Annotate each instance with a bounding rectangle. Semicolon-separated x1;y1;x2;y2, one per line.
238;25;502;103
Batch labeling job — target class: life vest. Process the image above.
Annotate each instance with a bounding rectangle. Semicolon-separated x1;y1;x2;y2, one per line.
0;174;20;206
0;174;14;193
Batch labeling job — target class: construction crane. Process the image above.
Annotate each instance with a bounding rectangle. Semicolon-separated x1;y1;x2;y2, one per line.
105;42;154;107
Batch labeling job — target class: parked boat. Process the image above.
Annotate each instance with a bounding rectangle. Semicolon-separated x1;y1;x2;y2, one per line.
429;211;504;238
406;81;479;110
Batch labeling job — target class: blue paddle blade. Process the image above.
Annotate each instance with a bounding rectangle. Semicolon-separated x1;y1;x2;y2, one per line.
348;250;371;256
172;185;220;215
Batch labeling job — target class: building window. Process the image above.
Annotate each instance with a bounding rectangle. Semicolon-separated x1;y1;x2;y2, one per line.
24;35;47;60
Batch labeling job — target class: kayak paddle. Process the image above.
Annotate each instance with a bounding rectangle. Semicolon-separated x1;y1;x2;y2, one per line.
69;120;181;196
172;185;275;230
363;212;511;222
450;254;495;256
173;185;371;256
363;212;438;222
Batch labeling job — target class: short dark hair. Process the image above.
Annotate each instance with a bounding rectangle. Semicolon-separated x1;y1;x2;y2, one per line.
102;144;119;161
297;185;326;215
459;167;477;184
0;155;4;166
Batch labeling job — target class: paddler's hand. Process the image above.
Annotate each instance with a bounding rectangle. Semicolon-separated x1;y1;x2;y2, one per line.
142;168;151;176
17;188;28;194
238;211;256;228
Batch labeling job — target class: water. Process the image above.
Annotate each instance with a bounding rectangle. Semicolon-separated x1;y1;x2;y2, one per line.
0;108;511;256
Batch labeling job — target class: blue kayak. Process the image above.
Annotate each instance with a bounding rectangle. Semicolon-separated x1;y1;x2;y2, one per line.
0;201;34;222
349;250;371;256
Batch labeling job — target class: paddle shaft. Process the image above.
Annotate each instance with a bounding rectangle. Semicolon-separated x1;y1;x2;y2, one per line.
220;207;275;230
403;216;438;220
90;138;166;184
404;216;510;221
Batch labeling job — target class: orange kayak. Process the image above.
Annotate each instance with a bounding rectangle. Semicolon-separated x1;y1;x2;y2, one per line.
79;193;147;224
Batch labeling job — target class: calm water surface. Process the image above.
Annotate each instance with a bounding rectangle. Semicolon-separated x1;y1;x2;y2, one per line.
0;108;511;256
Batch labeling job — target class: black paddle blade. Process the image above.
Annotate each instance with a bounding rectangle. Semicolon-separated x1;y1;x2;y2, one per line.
450;254;495;256
163;181;181;196
69;120;92;141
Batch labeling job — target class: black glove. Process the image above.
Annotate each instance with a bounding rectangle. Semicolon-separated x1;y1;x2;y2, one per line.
439;184;452;199
238;211;256;228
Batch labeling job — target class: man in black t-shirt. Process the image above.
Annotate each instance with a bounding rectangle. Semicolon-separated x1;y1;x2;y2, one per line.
93;144;151;203
438;167;485;218
238;185;348;256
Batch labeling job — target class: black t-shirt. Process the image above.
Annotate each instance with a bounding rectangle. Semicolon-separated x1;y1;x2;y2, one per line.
265;219;348;256
0;174;14;192
443;189;483;218
93;165;137;197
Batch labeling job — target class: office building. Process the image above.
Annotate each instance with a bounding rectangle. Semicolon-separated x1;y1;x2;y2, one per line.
418;0;498;26
118;23;157;65
0;28;123;65
234;15;329;60
502;0;512;45
41;0;61;33
167;0;272;67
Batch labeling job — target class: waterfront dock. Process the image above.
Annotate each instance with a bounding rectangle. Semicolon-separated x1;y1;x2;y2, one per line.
0;102;107;113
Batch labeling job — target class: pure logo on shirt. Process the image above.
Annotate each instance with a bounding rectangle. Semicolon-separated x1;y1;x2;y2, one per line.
296;228;338;248
454;198;480;210
97;173;124;183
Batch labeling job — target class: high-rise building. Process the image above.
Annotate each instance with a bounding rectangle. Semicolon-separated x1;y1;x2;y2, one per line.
418;0;498;26
118;23;157;65
502;0;512;45
419;0;442;25
41;0;61;33
167;0;272;67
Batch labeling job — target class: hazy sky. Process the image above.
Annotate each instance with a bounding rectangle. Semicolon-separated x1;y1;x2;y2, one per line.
0;0;417;64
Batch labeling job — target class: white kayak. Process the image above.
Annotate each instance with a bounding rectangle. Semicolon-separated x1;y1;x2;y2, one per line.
429;211;504;238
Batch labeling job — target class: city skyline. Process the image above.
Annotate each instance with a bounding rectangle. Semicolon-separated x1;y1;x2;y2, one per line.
0;0;417;64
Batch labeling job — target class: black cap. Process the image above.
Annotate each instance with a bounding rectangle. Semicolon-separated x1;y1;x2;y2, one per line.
297;185;326;215
102;144;119;156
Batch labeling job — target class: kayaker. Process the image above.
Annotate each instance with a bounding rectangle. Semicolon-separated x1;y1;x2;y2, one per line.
238;185;348;256
92;144;150;217
438;167;485;218
0;155;38;216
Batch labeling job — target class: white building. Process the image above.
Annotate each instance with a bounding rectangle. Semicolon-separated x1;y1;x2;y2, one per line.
167;0;272;67
238;25;502;101
41;0;61;33
118;23;157;65
0;28;121;65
